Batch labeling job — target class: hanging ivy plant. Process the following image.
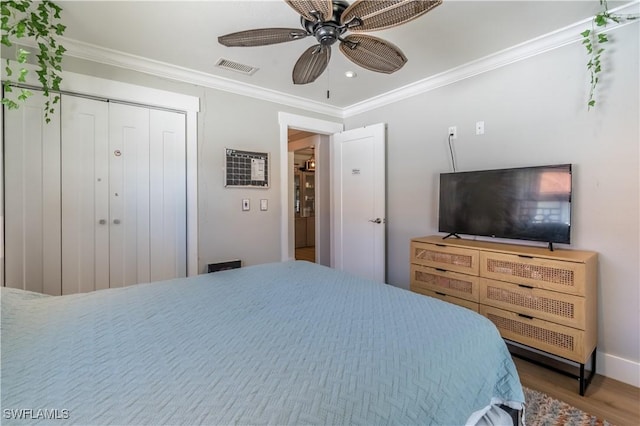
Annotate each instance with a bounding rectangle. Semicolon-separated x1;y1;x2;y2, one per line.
1;0;66;122
581;0;638;109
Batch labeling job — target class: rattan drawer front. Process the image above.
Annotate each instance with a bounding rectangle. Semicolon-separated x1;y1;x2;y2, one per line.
480;252;585;295
480;305;586;363
411;242;479;275
414;288;479;312
410;264;479;302
480;278;585;329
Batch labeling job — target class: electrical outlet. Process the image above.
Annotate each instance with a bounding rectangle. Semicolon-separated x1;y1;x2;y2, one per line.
476;121;485;135
448;126;457;139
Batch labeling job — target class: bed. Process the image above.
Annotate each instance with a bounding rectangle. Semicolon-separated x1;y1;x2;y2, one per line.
1;261;524;425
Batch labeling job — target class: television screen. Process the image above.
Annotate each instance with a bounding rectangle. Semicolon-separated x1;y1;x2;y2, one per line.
438;164;572;244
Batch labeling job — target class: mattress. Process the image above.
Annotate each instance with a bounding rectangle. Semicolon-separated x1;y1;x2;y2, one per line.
1;261;524;425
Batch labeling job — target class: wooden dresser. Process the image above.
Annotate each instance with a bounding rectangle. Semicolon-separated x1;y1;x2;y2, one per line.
410;235;598;395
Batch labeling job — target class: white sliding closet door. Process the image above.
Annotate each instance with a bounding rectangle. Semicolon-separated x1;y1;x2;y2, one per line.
61;95;110;294
108;102;151;287
4;91;61;295
149;109;187;282
108;103;187;287
4;92;189;296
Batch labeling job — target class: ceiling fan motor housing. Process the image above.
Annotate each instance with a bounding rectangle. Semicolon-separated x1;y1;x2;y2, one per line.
301;0;350;46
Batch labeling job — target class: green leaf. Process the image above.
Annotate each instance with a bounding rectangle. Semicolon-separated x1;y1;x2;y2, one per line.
2;98;19;109
16;48;29;63
595;14;608;26
588;100;596;107
18;67;28;82
580;29;591;37
17;88;32;101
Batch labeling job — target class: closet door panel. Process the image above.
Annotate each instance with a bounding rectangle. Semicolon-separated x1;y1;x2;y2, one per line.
61;95;109;294
109;103;151;287
149;110;187;281
4;91;61;295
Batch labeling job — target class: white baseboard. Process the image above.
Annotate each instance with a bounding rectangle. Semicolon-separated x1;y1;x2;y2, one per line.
597;351;640;388
508;341;640;389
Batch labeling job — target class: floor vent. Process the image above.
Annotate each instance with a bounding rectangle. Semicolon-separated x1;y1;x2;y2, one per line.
215;58;259;75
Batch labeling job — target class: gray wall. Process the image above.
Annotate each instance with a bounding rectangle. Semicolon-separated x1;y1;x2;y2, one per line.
345;24;639;372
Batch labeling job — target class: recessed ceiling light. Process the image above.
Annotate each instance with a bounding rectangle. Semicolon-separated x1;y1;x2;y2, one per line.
345;71;357;78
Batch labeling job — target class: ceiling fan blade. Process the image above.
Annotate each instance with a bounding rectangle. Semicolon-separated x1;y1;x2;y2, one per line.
341;0;442;32
218;28;309;47
285;0;333;22
292;44;331;84
339;34;407;74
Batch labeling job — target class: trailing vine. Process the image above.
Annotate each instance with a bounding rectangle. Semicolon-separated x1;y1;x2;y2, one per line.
1;0;66;122
581;0;638;108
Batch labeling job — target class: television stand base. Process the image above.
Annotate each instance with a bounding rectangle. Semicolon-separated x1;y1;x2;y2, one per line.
548;242;554;251
442;233;461;240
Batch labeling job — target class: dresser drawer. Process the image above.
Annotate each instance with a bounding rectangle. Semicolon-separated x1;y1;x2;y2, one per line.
480;252;585;295
410;264;479;302
480;278;585;329
415;288;479;313
480;305;588;363
411;242;479;275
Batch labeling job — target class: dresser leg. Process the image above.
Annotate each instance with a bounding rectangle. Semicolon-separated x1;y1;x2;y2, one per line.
579;347;597;396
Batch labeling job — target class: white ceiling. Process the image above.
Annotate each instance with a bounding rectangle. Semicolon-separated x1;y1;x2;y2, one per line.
58;1;615;108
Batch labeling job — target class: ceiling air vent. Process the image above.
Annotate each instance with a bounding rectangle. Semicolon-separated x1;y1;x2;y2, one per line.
215;58;258;76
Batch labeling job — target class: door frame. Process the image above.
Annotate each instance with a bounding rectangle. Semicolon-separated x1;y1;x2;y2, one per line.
278;113;343;262
1;63;200;279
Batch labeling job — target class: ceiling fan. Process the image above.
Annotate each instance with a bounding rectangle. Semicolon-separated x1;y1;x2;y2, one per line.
218;0;442;85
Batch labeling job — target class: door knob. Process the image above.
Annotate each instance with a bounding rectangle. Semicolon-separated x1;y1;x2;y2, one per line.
113;219;121;224
368;218;382;224
98;219;106;225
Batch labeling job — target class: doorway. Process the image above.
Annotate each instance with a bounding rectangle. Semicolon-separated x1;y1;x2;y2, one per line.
278;113;343;265
289;131;317;262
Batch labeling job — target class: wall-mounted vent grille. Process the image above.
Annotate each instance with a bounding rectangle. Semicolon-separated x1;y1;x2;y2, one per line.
215;58;259;75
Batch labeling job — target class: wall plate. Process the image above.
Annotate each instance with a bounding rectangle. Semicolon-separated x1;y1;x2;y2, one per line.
242;199;250;211
260;199;268;211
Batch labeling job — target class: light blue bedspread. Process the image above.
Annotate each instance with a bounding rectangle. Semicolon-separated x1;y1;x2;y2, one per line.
1;261;524;425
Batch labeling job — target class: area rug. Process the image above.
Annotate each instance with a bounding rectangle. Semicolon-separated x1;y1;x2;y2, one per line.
524;387;613;426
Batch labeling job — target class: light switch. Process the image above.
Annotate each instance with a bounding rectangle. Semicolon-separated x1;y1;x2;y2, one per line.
242;199;250;211
260;199;268;211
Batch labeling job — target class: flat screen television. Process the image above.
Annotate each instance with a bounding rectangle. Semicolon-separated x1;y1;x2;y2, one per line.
438;164;572;247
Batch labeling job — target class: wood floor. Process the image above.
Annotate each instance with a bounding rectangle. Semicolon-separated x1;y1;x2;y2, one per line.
514;355;639;425
295;246;315;263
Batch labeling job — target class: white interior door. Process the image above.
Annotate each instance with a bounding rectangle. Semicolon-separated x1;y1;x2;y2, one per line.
4;90;62;295
61;95;110;294
332;123;386;282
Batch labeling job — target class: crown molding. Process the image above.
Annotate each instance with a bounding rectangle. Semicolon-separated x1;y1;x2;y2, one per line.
53;1;638;120
342;1;639;117
58;37;342;119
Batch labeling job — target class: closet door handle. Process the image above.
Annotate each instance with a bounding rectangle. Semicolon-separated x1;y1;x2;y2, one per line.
113;219;121;225
98;219;107;225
